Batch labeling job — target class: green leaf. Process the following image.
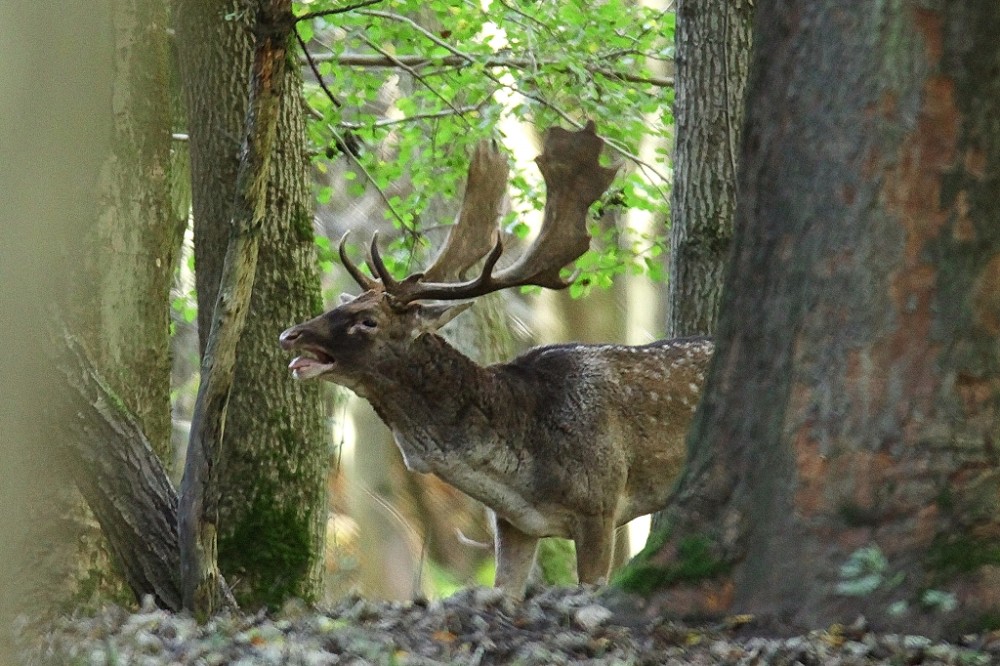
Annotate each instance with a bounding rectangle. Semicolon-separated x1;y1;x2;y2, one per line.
297;20;314;44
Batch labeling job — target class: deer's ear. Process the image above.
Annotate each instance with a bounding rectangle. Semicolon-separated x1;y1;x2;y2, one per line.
415;301;473;333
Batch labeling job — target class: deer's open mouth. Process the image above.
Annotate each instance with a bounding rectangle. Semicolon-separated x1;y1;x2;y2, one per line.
288;349;336;381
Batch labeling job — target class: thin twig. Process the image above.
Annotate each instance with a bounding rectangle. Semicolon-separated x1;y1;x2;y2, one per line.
297;33;409;228
303;52;674;88
357;35;475;131
338;100;491;130
295;0;383;23
297;31;343;109
298;31;364;157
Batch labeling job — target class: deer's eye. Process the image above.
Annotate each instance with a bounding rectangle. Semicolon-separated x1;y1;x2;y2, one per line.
360;318;378;329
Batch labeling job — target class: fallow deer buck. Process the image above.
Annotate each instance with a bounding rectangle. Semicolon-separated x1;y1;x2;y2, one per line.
280;122;713;598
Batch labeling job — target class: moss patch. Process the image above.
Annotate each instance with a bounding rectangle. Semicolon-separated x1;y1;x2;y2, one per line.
218;488;316;609
926;533;1000;577
613;530;729;597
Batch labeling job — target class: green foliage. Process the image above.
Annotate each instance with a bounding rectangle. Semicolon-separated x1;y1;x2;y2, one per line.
295;0;675;290
537;537;577;586
926;533;1000;577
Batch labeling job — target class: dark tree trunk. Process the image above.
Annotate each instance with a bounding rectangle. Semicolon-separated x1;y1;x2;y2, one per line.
628;1;1000;638
664;0;753;339
176;0;328;609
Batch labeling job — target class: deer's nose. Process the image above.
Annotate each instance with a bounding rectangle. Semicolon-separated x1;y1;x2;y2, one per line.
279;327;301;350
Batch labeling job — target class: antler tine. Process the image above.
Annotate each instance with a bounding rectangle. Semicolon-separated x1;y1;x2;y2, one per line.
338;232;379;291
366;232;400;290
387;122;618;305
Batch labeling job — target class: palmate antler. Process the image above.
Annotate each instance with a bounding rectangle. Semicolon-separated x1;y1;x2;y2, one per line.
340;121;619;305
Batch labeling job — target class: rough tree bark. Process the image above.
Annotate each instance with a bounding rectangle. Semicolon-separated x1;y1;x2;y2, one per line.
57;0;182;608
176;0;311;615
626;1;1000;638
84;0;179;457
176;0;328;609
663;0;753;339
58;339;183;611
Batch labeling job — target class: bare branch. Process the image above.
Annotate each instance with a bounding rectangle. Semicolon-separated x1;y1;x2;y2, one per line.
295;0;383;22
337;101;490;130
302;52;675;88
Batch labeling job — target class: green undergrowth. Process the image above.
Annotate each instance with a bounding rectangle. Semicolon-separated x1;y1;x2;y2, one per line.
613;527;729;596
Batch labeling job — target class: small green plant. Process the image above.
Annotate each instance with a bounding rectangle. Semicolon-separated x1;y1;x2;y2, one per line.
836;545;903;596
920;588;958;613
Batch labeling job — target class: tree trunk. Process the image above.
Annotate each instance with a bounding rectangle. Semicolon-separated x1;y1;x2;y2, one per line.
58;338;183;611
176;0;328;609
84;0;179;457
628;1;1000;638
0;1;113;645
646;0;753;550
664;0;753;339
60;0;180;609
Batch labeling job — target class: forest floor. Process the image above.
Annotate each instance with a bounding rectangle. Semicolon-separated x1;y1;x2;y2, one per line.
16;586;1000;665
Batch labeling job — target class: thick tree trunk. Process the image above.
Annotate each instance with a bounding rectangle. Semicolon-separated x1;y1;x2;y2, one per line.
84;0;179;457
663;0;752;339
0;2;113;647
629;1;1000;638
56;0;180;609
176;0;328;609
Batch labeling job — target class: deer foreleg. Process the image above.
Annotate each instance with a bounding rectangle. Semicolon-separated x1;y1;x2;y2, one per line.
493;516;539;599
574;515;616;585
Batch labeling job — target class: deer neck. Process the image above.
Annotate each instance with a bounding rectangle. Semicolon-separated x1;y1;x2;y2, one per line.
359;333;521;477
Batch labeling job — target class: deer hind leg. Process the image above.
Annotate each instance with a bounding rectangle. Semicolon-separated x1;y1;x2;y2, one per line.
493;516;539;599
574;515;616;585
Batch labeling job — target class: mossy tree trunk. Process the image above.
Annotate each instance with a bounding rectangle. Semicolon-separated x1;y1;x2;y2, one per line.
175;0;328;609
626;1;1000;638
663;0;752;339
85;0;179;458
61;0;182;608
